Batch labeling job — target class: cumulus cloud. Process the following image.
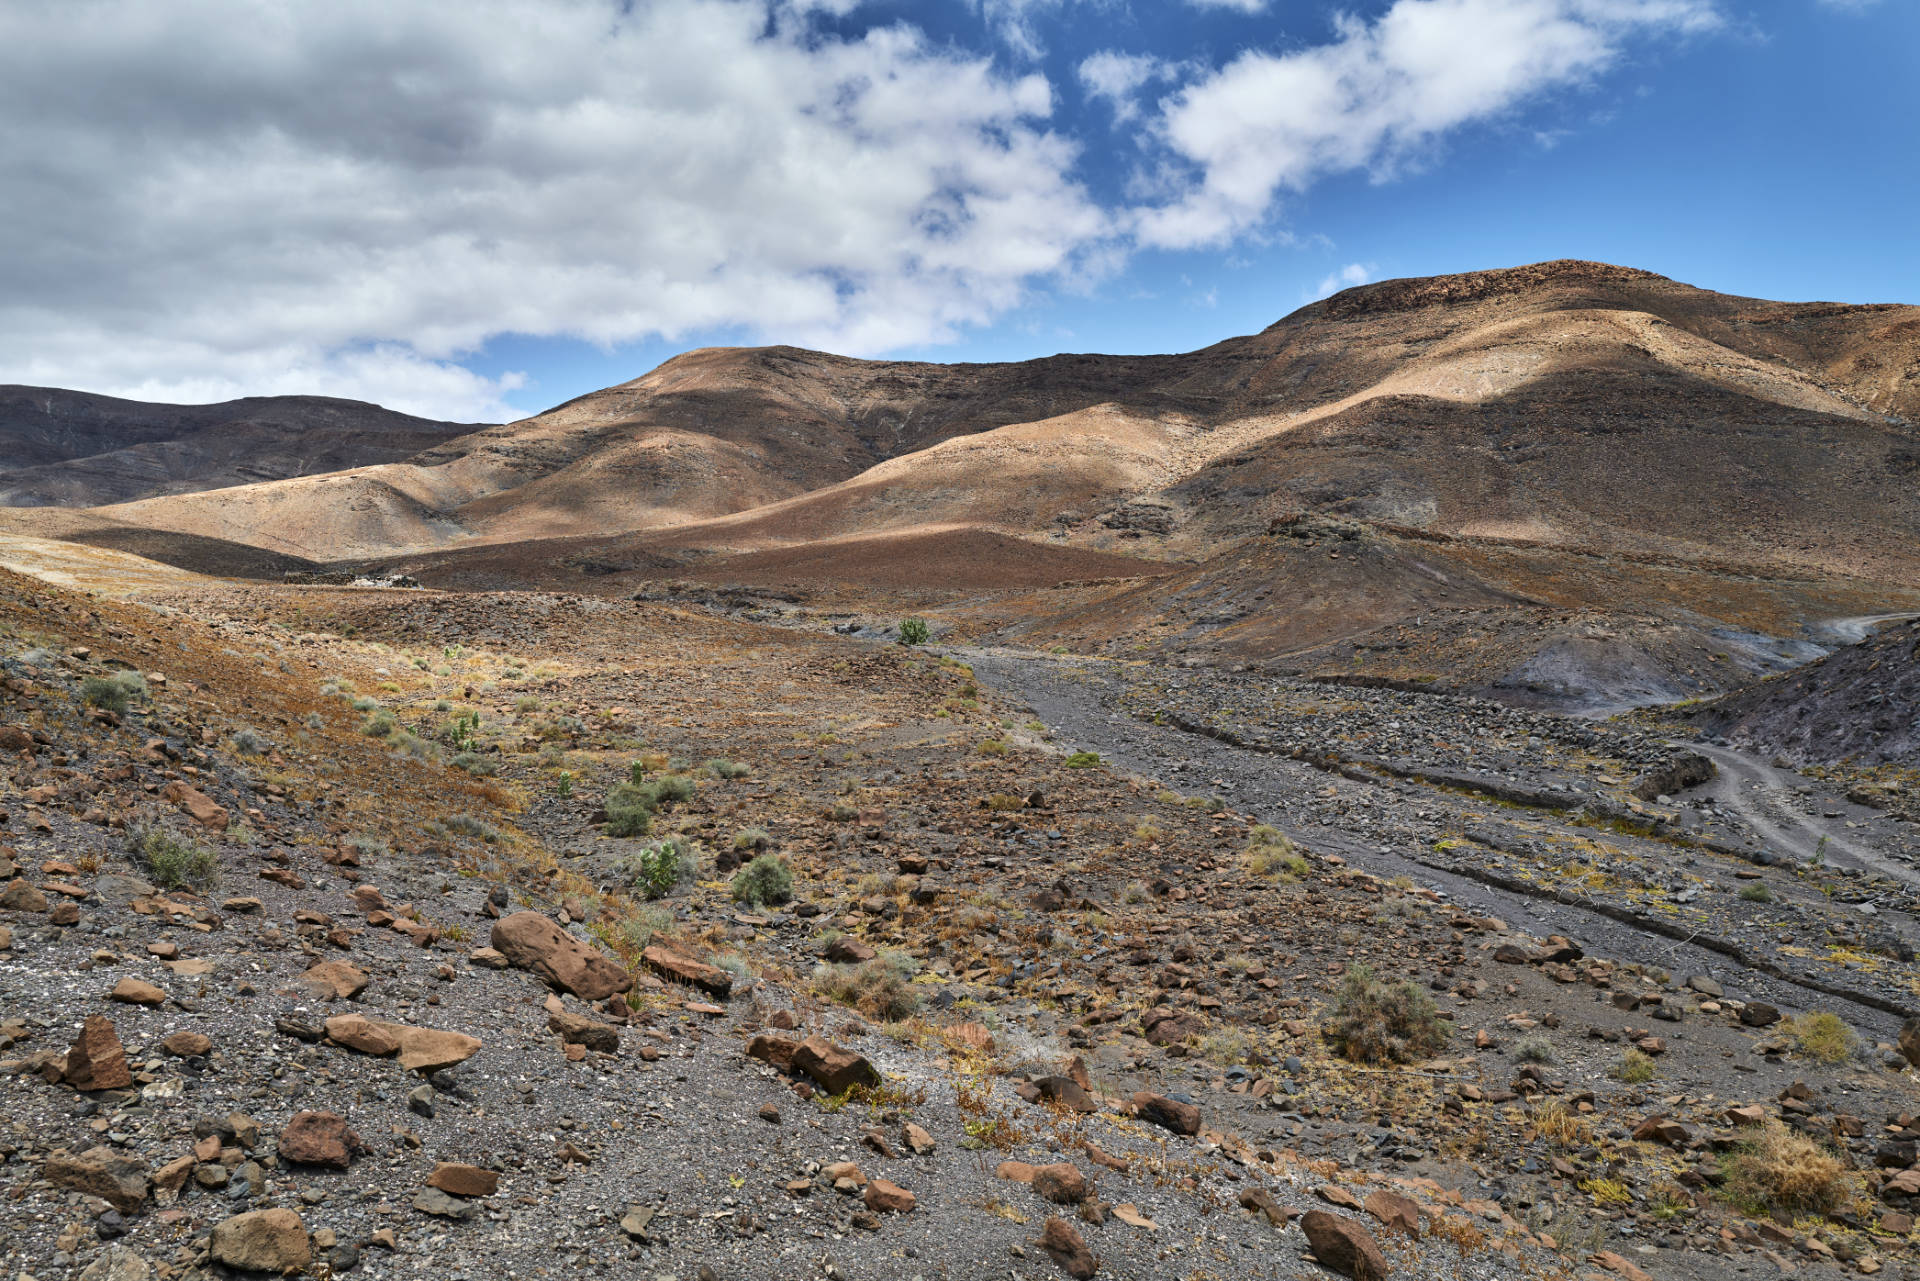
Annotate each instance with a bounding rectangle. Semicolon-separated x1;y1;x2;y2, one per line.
1313;263;1377;299
0;0;1109;418
1078;51;1178;124
1131;0;1722;249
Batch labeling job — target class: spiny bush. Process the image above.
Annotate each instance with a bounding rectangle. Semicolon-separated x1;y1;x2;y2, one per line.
1530;1099;1592;1149
618;905;674;954
815;951;920;1020
1720;1121;1856;1215
361;709;397;738
130;824;218;892
897;617;930;646
1326;963;1448;1064
1787;1012;1856;1064
731;853;793;906
618;838;698;901
1615;1048;1657;1083
81;670;147;714
437;814;499;843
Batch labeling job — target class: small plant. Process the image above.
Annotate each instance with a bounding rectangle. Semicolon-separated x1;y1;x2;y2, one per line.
731;853;793;907
1514;1035;1556;1065
897;617;931;646
81;670;147;714
130;824;217;891
604;782;656;837
828;801;859;823
815;951;920;1020
1326;962;1448;1064
1121;880;1151;905
1739;882;1773;903
555;770;574;798
732;826;772;853
346;833;389;860
1197;1029;1249;1066
619;838;698;900
1530;1098;1592;1148
618;905;674;954
450;751;497;776
439;710;481;753
977;738;1008;757
703;758;750;780
1720;1121;1855;1215
1062;751;1100;768
361;709;397;738
1243;825;1310;881
230;727;268;756
1786;1012;1856;1064
439;814;499;843
1614;1048;1657;1084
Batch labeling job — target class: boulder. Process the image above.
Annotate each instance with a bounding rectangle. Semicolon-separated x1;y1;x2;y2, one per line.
44;1146;149;1213
1034;1075;1096;1113
640;944;733;998
210;1208;310;1272
323;1014;480;1072
545;997;620;1053
1037;1216;1097;1278
1363;1188;1421;1238
278;1111;367;1169
792;1037;880;1094
746;1033;800;1073
160;781;229;831
0;878;48;912
825;936;877;963
1131;1091;1200;1136
323;1014;401;1057
65;1014;132;1090
1300;1209;1389;1280
490;911;632;1001
1139;1007;1203;1047
1740;1003;1782;1028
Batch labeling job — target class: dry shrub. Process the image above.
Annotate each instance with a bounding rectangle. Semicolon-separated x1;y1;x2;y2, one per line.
1721;1121;1856;1215
1326;963;1448;1064
814;952;921;1021
1787;1012;1856;1065
1530;1099;1593;1149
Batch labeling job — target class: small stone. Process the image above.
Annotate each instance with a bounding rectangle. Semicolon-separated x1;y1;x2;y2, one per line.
863;1178;915;1213
209;1208;310;1272
162;1031;212;1058
298;961;370;1001
278;1111;367;1169
1300;1210;1388;1281
0;878;48;912
412;1187;477;1220
792;1038;879;1094
759;1103;782;1124
427;1163;499;1197
1740;1002;1782;1028
1037;1216;1096;1278
1131;1091;1199;1136
1032;1163;1091;1205
78;1246;149;1281
903;1122;935;1154
619;1205;657;1240
109;978;166;1006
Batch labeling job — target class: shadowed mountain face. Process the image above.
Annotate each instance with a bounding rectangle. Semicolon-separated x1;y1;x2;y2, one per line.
4;260;1917;706
0;386;486;507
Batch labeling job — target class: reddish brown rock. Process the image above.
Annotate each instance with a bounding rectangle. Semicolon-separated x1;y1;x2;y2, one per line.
298;960;369;1001
1363;1188;1422;1239
825;936;877;964
64;1014;132;1090
278;1111;367;1169
746;1033;800;1073
640;944;733;998
162;1030;213;1057
210;1208;310;1272
110;977;167;1006
428;1163;499;1197
323;1014;481;1071
161;781;229;831
1140;1007;1203;1046
323;1014;401;1057
0;878;47;912
1038;1216;1097;1278
44;1146;149;1212
545;995;620;1053
1032;1163;1091;1204
792;1037;880;1094
1301;1210;1390;1280
863;1177;915;1213
490;911;633;1001
1131;1091;1200;1136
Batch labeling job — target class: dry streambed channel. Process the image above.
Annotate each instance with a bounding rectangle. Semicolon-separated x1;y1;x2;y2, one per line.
965;648;1920;1043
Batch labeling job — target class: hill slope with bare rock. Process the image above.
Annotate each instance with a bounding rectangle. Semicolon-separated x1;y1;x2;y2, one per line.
0;386;486;508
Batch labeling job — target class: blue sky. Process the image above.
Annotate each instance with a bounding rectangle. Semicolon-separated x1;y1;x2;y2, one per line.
2;0;1914;422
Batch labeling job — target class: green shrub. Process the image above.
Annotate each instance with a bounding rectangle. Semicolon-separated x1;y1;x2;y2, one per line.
1514;1035;1556;1064
1326;963;1448;1064
81;671;147;714
131;824;217;891
1242;825;1308;881
361;709;397;738
450;751;497;776
1787;1012;1856;1064
732;826;772;852
897;617;931;646
619;838;697;900
815;951;920;1019
703;758;750;780
1738;882;1773;903
603;782;655;837
1720;1122;1855;1215
731;853;793;906
1063;751;1100;768
555;770;575;798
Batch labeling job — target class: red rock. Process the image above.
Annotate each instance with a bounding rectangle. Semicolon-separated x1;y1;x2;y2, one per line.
1038;1216;1097;1278
1131;1091;1200;1136
161;781;229;831
162;1031;212;1057
64;1014;132;1090
324;1014;401;1057
792;1037;880;1094
1301;1209;1390;1280
279;1111;367;1169
44;1146;149;1212
863;1178;915;1213
428;1162;499;1197
640;944;733;998
1363;1188;1422;1238
0;878;47;912
110;977;167;1006
490;911;633;1001
1032;1163;1091;1204
298;960;370;1001
746;1033;800;1072
825;936;877;963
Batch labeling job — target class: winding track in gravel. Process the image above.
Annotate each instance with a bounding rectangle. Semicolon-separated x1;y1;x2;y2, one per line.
963;647;1915;1038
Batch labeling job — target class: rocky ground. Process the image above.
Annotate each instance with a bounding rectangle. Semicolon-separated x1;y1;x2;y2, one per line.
3;575;1920;1281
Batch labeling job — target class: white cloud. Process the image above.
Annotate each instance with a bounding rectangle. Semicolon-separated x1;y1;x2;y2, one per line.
1131;0;1722;248
0;0;1110;418
1186;0;1268;12
1312;263;1377;299
1078;51;1177;124
970;0;1078;59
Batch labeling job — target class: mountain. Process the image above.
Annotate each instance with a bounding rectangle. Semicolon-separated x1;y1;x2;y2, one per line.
6;260;1918;706
0;386;487;508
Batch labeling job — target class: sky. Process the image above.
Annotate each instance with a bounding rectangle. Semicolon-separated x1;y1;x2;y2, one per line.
1;0;1913;423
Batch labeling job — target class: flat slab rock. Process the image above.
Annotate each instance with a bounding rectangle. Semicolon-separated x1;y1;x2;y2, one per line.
490;910;633;1001
322;1013;481;1072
